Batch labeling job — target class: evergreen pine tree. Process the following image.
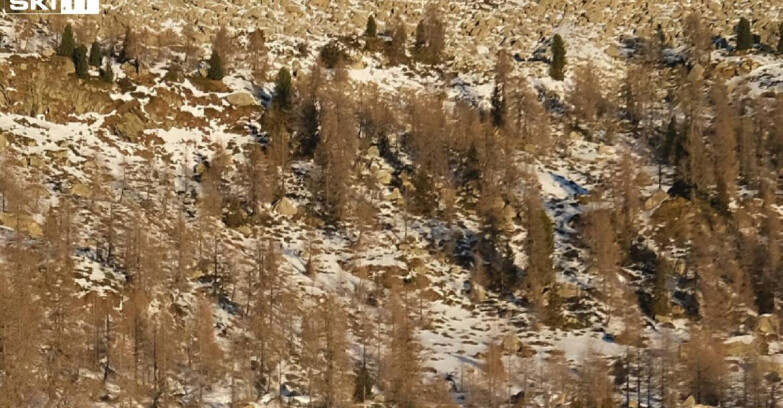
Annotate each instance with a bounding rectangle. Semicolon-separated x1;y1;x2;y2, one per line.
650;258;671;317
319;41;342;69
273;67;293;111
777;23;783;54
544;285;565;327
101;60;114;83
413;5;445;64
412;170;436;216
365;15;377;37
387;19;408;65
462;143;481;184
524;192;556;306
662;116;679;165
120;26;138;62
736;17;753;51
490;83;506;128
206;51;224;81
353;362;373;402
73;44;89;79
89;41;103;67
57;24;76;58
550;34;566;80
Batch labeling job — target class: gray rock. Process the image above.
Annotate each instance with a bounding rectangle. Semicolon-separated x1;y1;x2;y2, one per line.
274;197;298;217
226;92;257;107
375;169;393;186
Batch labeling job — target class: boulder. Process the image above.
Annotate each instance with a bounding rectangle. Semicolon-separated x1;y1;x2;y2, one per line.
121;62;136;75
643;190;669;211
70;182;93;198
671;304;686;316
470;284;487;303
502;333;520;354
351;58;367;70
688;63;705;81
489;195;505;211
194;162;207;176
724;337;757;357
655;315;673;325
52;56;75;75
758;314;780;336
384;187;403;203
606;44;620;58
226;92;257;107
28;155;44;168
375;169;393;185
274;197;298;217
237;225;253;237
41;47;55;57
0;212;43;237
112;111;147;141
558;282;580;299
502;205;517;223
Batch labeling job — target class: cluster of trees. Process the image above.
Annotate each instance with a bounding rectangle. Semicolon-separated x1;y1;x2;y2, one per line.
0;152;457;407
462;327;783;408
57;23;112;82
52;20;268;84
732;17;783;54
260;47;561;323
359;5;446;66
51;7;448;87
550;13;783;368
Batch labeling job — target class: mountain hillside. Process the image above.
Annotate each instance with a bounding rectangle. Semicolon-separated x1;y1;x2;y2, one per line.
1;2;783;408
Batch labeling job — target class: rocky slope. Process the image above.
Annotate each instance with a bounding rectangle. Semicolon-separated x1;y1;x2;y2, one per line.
16;0;783;73
1;1;783;407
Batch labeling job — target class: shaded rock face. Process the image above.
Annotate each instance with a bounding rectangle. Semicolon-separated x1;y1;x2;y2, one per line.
1;56;118;122
0;54;262;141
104;100;148;141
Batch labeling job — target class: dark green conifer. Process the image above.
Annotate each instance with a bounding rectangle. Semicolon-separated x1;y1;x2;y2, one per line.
57;24;76;58
89;41;103;67
73;44;89;79
550;34;566;81
101;60;114;83
650;258;671;317
365;15;377;37
206;51;224;81
273;68;293;111
777;23;783;54
490;84;506;128
736;17;753;51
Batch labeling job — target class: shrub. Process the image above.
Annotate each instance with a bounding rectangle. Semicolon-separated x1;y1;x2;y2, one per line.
320;41;342;69
206;51;224;81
